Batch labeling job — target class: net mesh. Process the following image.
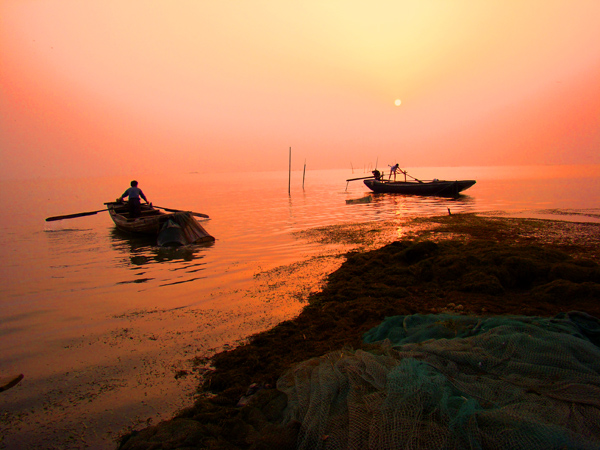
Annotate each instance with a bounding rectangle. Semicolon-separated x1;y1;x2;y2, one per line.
277;311;600;450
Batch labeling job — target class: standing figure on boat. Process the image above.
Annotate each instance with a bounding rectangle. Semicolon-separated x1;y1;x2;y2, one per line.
118;180;150;218
389;163;400;180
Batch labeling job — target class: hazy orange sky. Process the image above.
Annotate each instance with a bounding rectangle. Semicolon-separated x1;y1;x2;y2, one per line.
1;1;599;179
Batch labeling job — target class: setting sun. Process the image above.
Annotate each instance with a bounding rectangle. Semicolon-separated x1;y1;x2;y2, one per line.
395;99;402;106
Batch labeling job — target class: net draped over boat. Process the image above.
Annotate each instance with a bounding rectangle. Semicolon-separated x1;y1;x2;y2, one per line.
277;312;600;450
170;212;214;245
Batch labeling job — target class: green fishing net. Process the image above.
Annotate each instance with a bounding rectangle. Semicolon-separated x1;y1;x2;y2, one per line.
277;311;600;450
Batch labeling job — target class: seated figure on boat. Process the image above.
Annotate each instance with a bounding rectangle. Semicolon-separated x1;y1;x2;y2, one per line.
118;180;150;218
372;169;383;180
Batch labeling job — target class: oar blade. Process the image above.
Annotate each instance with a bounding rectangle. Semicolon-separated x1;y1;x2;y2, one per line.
189;212;209;218
45;209;107;222
155;206;209;219
346;176;375;182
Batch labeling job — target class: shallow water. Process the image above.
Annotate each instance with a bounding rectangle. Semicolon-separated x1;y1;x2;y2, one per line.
0;165;599;448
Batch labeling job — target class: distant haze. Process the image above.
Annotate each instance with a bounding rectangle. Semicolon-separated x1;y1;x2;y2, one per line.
1;1;599;179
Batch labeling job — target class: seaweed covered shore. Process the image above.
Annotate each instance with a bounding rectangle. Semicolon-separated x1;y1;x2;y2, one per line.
118;214;600;450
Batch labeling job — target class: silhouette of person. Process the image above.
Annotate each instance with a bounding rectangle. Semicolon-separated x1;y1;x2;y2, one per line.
118;180;149;218
389;163;400;180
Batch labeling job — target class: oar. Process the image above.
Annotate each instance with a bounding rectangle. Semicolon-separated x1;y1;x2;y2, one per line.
45;209;108;222
154;206;209;219
345;175;376;191
345;176;375;182
401;170;424;183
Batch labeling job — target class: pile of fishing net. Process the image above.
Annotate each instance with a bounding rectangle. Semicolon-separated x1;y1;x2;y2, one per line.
277;311;600;450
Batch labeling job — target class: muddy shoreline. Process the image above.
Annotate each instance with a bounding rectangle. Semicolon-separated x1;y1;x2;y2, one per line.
118;214;600;449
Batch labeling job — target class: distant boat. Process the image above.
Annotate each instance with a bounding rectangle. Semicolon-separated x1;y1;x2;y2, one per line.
347;168;476;197
104;201;214;246
363;178;476;196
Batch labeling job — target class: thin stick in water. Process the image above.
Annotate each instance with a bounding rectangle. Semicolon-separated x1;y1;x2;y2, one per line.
302;159;306;189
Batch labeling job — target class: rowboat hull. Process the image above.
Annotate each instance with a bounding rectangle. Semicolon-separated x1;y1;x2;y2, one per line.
106;202;166;234
363;179;476;197
105;202;214;245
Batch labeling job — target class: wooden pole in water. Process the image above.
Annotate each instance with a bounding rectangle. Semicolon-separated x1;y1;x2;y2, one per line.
302;159;306;189
288;147;291;194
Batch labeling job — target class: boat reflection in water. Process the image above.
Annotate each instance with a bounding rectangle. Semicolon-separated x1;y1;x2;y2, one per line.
364;188;476;218
109;228;215;287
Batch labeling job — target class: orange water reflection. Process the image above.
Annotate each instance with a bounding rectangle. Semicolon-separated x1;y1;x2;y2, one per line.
1;166;599;448
109;229;215;287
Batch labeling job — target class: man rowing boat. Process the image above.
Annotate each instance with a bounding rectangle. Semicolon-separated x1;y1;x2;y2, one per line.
118;180;150;218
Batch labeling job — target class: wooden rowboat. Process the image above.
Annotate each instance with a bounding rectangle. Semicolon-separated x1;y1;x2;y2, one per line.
104;201;214;246
363;178;476;197
346;167;475;197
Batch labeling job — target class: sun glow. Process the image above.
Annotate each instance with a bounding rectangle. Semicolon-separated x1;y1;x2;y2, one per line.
1;1;600;179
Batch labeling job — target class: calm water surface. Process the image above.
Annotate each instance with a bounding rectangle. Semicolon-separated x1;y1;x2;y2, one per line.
0;165;599;448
